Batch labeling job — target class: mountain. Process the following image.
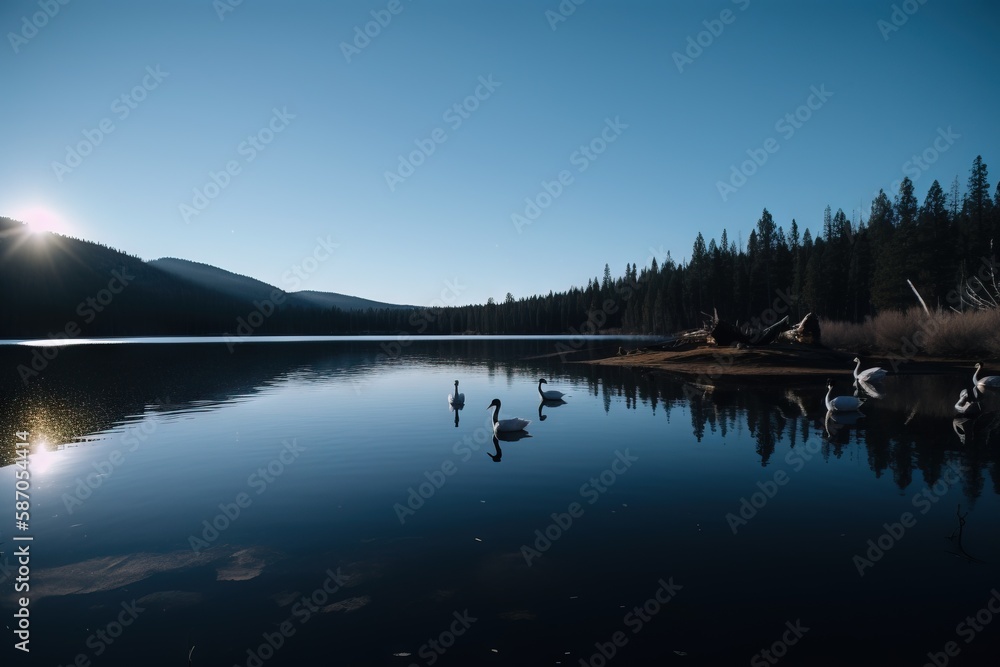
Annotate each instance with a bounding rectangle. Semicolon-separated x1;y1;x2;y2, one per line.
290;289;413;312
147;257;289;305
147;258;411;312
0;217;411;339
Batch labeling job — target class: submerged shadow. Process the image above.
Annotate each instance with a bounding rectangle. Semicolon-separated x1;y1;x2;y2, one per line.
946;504;986;564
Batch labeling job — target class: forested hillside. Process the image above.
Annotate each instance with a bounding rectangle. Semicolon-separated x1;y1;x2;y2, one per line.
2;155;997;339
0;220;337;338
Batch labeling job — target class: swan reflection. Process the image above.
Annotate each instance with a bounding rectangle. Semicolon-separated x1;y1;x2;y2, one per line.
494;430;532;443
854;379;884;400
537;397;567;421
488;432;532;463
824;409;865;440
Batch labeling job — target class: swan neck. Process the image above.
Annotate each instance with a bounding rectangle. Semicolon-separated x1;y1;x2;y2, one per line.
854;359;861;377
490;405;498;425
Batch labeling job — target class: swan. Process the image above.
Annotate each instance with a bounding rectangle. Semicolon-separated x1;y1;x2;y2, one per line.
852;357;887;382
954;388;981;416
973;363;1000;389
487;399;530;433
537;378;566;401
447;380;465;406
825;380;865;412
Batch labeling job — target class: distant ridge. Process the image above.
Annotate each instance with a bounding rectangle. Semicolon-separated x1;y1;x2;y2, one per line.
148;257;411;312
291;289;414;312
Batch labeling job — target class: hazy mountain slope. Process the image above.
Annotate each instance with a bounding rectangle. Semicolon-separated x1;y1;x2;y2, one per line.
149;258;410;312
290;289;412;312
147;257;287;304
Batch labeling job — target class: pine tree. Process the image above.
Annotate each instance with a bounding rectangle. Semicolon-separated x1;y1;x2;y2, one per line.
895;178;919;305
917;180;951;303
963;155;993;250
869;190;904;311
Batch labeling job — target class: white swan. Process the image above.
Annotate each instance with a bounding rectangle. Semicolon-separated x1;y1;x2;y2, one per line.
487;399;530;433
825;380;865;412
537;378;566;400
973;363;1000;389
852;357;887;382
447;380;465;406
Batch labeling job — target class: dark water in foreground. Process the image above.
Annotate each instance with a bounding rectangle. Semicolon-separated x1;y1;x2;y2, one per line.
0;337;998;666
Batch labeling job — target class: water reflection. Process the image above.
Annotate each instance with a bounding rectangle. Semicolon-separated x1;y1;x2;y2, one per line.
571;368;1000;502
2;340;999;503
537;398;566;422
489;432;533;463
488;435;502;462
824;409;864;440
855;378;884;400
2;338;999;665
945;504;985;564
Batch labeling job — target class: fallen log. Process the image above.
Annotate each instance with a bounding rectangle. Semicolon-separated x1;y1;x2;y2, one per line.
709;315;790;346
779;312;822;345
753;315;790;345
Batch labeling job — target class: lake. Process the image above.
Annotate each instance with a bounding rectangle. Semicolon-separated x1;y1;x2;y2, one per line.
1;337;998;666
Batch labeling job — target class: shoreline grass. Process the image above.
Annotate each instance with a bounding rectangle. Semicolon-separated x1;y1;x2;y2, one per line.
821;308;1000;359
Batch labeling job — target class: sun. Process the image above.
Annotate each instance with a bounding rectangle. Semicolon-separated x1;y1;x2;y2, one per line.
15;206;73;236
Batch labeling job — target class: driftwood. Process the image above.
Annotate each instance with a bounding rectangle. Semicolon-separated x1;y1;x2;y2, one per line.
757;316;791;345
709;312;789;347
683;308;822;348
779;312;821;345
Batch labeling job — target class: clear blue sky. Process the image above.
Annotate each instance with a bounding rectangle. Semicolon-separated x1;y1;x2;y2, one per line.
2;0;998;307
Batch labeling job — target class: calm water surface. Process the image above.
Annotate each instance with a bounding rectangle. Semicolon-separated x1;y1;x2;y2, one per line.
1;337;998;666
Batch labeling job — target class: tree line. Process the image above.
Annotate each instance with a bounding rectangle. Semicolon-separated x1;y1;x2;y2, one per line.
2;154;997;338
334;154;1000;335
